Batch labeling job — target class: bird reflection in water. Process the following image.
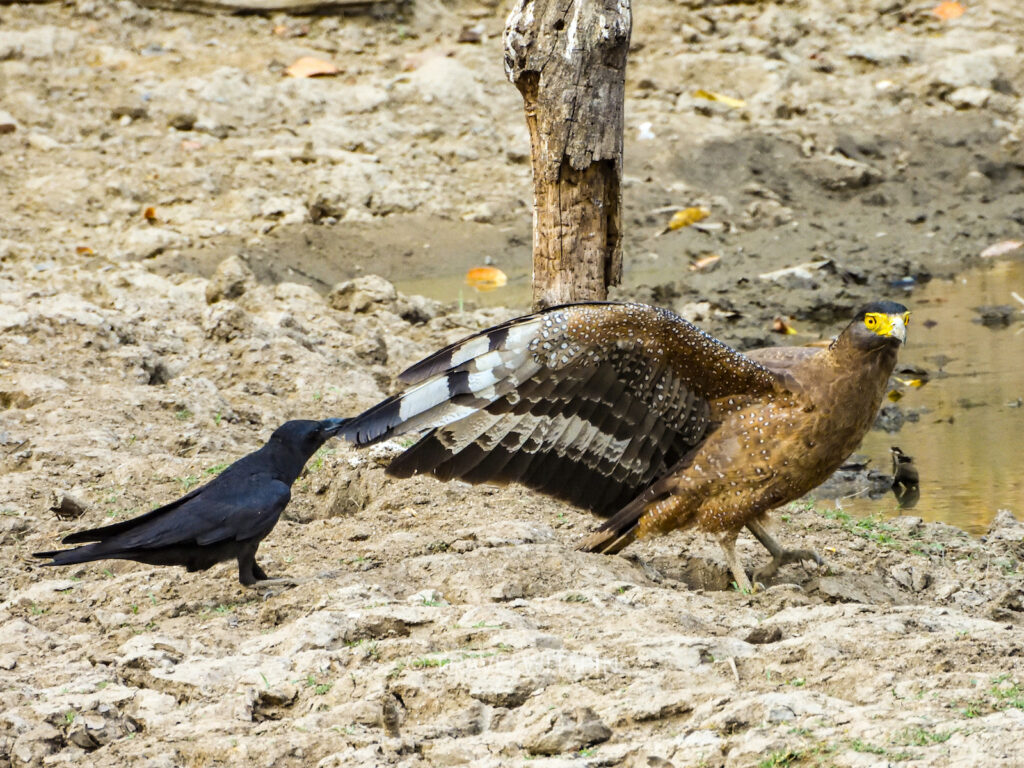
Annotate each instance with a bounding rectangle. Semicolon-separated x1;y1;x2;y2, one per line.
890;445;920;509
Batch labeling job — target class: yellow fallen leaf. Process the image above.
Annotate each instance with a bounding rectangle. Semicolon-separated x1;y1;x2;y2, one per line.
689;254;720;272
285;56;339;79
466;266;507;292
75;246;95;255
772;317;798;335
694;89;746;109
143;206;157;222
931;1;965;21
887;389;904;402
895;377;925;388
666;206;710;232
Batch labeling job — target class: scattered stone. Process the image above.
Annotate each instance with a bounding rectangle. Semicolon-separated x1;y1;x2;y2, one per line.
408;589;448;606
962;170;991;193
124;227;187;260
49;489;88;520
874;403;905;433
27;133;61;151
890;564;931;592
204;301;251;341
0;26;77;60
11;724;63;766
0;110;18;134
205;255;256;304
1;372;68;410
973;305;1017;327
810;574;902;604
168;113;198;131
802;153;883;191
404;56;484;106
458;656;553;707
111;105;148;121
395;293;444;324
929;46;1017;91
328;275;398;313
524;706;612;755
744;625;783;644
947;86;992;110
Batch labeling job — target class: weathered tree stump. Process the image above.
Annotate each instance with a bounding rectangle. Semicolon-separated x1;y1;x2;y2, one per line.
504;0;632;310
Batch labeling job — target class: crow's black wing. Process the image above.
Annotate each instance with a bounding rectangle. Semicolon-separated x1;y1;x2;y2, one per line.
61;482;210;544
61;473;291;553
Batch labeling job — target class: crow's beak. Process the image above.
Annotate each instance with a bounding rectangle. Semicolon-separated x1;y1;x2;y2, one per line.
320;418;349;437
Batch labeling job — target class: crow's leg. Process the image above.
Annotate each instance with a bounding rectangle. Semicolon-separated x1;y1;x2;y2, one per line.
717;530;753;594
237;545;298;591
746;519;823;584
237;543;263;587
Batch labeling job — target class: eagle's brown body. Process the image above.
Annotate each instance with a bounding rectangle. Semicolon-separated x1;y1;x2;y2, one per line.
342;301;908;591
652;334;898;537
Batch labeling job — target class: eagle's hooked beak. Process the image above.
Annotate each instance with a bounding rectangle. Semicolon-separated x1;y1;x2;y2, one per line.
888;313;908;345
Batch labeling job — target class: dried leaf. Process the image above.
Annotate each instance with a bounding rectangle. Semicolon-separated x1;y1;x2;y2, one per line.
694;89;746;109
143;206;157;222
979;240;1024;258
894;377;925;388
689;254;721;272
759;260;831;282
465;266;507;292
772;317;798;335
665;206;710;232
402;49;452;72
931;1;965;21
75;246;95;255
284;56;339;79
272;24;307;38
887;389;904;402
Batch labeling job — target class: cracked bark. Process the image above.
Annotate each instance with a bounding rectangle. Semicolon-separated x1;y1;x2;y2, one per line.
504;0;631;310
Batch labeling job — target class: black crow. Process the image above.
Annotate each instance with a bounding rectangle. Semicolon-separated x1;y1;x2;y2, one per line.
34;418;347;586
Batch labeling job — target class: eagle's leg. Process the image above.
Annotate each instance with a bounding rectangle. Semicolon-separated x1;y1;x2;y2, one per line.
717;530;754;593
746;519;823;583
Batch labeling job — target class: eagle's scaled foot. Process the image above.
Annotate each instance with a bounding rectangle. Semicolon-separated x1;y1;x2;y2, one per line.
746;519;824;585
753;548;824;583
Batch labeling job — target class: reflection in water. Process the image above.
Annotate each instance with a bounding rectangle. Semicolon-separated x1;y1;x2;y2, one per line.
397;260;1024;535
832;261;1024;534
889;446;920;509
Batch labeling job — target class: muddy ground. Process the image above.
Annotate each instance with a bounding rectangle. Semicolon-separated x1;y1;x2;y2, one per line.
2;0;1024;766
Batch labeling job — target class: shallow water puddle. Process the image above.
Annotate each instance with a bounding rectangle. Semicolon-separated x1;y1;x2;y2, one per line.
832;260;1024;534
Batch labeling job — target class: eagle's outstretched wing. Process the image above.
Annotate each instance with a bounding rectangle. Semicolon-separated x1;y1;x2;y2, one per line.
342;302;782;515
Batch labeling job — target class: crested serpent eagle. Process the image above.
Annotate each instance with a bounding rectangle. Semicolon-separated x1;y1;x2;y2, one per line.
341;301;909;592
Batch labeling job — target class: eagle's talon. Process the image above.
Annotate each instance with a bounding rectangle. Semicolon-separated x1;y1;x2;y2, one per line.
753;548;825;583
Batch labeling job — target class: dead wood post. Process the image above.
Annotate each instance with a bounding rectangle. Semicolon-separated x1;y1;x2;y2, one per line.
504;0;632;310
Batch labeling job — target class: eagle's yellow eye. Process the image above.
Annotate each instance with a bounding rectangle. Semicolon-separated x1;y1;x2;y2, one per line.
864;314;878;330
